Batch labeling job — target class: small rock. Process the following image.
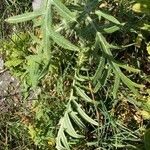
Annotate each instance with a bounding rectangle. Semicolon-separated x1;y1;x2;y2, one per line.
32;0;42;10
0;57;4;70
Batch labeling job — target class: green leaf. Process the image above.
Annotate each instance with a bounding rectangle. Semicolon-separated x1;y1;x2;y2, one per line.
76;71;93;81
49;29;79;51
69;111;86;129
5;59;23;67
56;136;66;150
5;11;43;23
56;120;70;150
96;32;144;95
26;55;42;87
73;100;98;126
94;66;111;93
116;62;141;73
75;73;86;82
95;10;121;25
114;67;143;88
93;57;105;85
64;113;84;138
75;86;93;103
144;129;150;150
113;73;120;99
103;25;121;33
52;0;76;21
61;131;70;150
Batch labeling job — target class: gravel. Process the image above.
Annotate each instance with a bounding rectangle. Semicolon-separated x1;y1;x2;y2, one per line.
0;57;4;70
0;57;20;113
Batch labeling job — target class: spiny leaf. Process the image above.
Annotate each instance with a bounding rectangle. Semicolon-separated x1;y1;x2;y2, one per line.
49;29;79;51
72;100;98;126
64;112;84;138
94;66;111;93
69;111;86;129
113;66;143;88
5;11;43;23
56;121;69;150
93;57;105;85
61;131;70;150
95;10;121;25
75;72;93;81
51;0;76;21
93;81;101;93
113;73;120;99
96;32;144;95
75;73;86;82
116;62;141;73
75;86;93;103
56;137;66;150
144;129;150;150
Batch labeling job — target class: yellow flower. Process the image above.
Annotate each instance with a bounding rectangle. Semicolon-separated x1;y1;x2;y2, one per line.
147;43;150;55
48;138;55;146
140;110;150;120
132;2;150;14
28;124;37;141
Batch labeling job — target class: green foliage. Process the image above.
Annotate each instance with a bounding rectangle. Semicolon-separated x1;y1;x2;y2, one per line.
1;32;30;77
25;99;55;149
4;0;150;149
0;98;34;150
144;129;150;150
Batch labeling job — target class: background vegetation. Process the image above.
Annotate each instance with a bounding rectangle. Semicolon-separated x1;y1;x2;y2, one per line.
0;0;150;150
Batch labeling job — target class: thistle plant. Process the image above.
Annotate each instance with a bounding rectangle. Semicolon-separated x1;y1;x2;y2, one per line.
5;0;144;149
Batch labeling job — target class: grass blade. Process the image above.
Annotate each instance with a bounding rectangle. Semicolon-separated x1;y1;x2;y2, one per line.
113;73;120;99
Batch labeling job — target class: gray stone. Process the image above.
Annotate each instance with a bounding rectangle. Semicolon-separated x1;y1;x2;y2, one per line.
0;57;4;70
0;58;20;113
32;0;42;10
